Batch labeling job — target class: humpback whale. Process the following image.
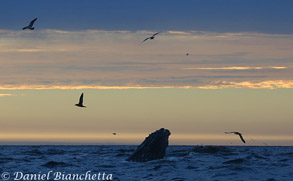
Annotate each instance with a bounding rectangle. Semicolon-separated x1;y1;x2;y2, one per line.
127;128;170;162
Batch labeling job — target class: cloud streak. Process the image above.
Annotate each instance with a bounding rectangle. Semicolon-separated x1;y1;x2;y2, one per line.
1;29;293;89
1;80;293;90
198;80;293;89
0;94;13;97
183;67;288;70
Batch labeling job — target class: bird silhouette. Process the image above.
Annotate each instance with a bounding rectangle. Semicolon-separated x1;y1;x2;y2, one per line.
225;131;246;143
75;93;86;108
22;18;37;30
112;133;117;135
142;32;161;43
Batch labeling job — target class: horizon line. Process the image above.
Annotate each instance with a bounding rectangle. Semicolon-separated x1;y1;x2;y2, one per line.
0;133;292;146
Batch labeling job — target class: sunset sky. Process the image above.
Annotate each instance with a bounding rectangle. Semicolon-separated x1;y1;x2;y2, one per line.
0;0;293;145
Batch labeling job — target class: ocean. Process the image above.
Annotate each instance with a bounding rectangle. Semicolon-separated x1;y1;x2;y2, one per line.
0;145;292;181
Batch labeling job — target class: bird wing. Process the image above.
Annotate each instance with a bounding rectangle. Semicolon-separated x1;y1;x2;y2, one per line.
142;37;150;43
29;18;37;27
152;32;160;36
238;134;246;143
79;93;84;104
22;26;29;30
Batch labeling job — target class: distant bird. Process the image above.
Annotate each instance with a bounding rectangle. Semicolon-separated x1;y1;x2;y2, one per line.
225;132;246;143
112;133;117;135
186;53;189;56
142;32;161;43
22;18;37;30
75;93;86;108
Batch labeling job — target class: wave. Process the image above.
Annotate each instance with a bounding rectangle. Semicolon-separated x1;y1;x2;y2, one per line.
23;148;43;155
277;152;293;156
0;157;14;164
171;177;186;181
45;148;66;155
168;148;190;157
99;164;116;168
223;158;245;164
115;148;135;157
192;145;236;155
248;152;268;160
0;145;292;181
117;148;135;153
42;161;72;168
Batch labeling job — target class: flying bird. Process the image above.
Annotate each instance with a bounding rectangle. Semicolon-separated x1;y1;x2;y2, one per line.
75;93;86;108
22;18;37;30
142;32;161;43
225;132;246;143
112;133;117;135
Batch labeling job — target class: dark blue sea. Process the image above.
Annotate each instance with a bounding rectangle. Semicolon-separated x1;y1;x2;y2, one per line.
0;145;292;181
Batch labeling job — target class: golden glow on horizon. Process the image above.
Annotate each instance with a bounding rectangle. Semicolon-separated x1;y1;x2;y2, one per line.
1;80;293;90
0;133;292;145
0;88;292;146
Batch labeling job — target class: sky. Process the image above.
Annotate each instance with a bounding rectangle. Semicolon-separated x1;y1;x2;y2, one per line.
0;0;293;145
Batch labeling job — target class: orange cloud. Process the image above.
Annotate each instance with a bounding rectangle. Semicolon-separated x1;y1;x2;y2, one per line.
0;81;293;90
0;85;193;90
198;80;293;89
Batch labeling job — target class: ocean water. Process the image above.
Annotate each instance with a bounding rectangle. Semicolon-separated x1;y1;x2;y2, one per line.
0;145;292;181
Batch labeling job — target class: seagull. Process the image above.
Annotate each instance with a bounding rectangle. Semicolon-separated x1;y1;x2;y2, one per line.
225;132;246;143
112;133;117;135
142;32;161;43
75;93;86;108
22;18;37;30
